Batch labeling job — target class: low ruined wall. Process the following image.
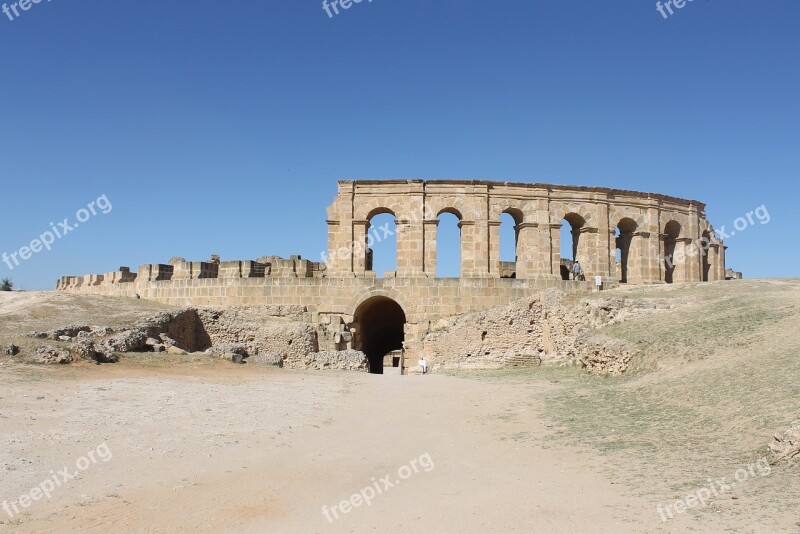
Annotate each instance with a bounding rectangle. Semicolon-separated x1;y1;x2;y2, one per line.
422;290;669;375
58;276;597;324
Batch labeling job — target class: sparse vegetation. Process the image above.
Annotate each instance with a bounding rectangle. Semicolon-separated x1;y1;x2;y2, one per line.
1;277;13;291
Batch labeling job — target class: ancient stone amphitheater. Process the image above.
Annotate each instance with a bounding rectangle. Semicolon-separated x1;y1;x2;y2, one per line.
58;180;726;372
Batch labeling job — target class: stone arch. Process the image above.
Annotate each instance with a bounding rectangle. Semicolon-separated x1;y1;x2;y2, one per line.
436;208;462;277
561;212;587;262
366;206;396;220
498;207;524;278
351;291;409;374
663;220;682;284
364;208;397;276
437;206;463;219
701;229;712;282
615;217;638;283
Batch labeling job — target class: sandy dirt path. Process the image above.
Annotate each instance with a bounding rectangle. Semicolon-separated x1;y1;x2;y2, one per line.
0;364;651;533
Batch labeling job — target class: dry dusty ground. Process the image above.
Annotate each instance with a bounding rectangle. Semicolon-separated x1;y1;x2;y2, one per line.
0;280;799;533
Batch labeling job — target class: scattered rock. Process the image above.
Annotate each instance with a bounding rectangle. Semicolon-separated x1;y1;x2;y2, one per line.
770;420;800;461
68;339;119;363
231;354;246;364
250;352;284;367
4;344;19;356
286;350;368;372
33;346;73;365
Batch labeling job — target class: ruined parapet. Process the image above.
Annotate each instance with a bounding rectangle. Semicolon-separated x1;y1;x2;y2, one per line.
725;268;743;280
216;260;269;279
83;274;105;287
173;261;219;280
68;276;84;289
138;264;174;282
102;267;137;285
256;255;317;278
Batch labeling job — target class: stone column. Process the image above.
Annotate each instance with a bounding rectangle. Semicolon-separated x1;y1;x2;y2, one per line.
459;221;477;277
548;223;562;278
706;244;718;281
423;219;438;277
627;232;647;285
670;238;693;283
609;229;620;282
473;198;491;278
637;232;660;284
575;227;600;278
488;220;501;277
352;220;369;275
596;204;612;279
682;238;701;282
515;222;538;280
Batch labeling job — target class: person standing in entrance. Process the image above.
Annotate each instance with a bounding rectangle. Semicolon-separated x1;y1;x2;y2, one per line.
418;357;428;375
572;260;584;281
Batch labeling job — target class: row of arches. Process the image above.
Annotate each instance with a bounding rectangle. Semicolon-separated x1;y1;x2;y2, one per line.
362;208;703;284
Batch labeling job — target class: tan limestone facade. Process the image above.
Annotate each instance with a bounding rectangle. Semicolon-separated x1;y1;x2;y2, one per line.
56;180;726;372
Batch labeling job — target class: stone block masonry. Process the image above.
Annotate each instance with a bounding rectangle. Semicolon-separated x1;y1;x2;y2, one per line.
57;180;727;373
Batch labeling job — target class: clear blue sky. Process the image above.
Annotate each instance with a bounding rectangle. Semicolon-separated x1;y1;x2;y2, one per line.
1;0;797;289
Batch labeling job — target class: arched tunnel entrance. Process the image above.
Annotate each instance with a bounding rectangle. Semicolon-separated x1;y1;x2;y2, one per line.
354;296;406;374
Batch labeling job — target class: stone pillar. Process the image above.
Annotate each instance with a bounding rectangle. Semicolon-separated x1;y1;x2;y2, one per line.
548;224;562;278
473;204;491;278
684;237;702;282
575;227;600;278
609;229;620;282
515;222;538;279
626;232;648;285
637;232;660;284
706;244;718;281
488;220;501;277
459;220;477;277
596;204;612;279
671;238;693;283
423;219;438;276
353;220;369;275
397;217;425;277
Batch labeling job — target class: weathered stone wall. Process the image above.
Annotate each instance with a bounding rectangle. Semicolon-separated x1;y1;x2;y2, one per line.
422;289;669;375
326;180;725;283
195;306;318;366
55;180;726;370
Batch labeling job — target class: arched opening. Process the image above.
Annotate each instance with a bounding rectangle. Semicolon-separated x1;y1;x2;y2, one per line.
499;209;522;279
663;221;681;284
701;230;712;282
560;213;586;280
366;210;397;278
616;218;637;284
436;209;461;278
354;296;406;374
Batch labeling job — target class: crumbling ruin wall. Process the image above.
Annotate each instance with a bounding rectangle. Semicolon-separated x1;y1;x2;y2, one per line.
422;289;669;375
195;306;319;366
